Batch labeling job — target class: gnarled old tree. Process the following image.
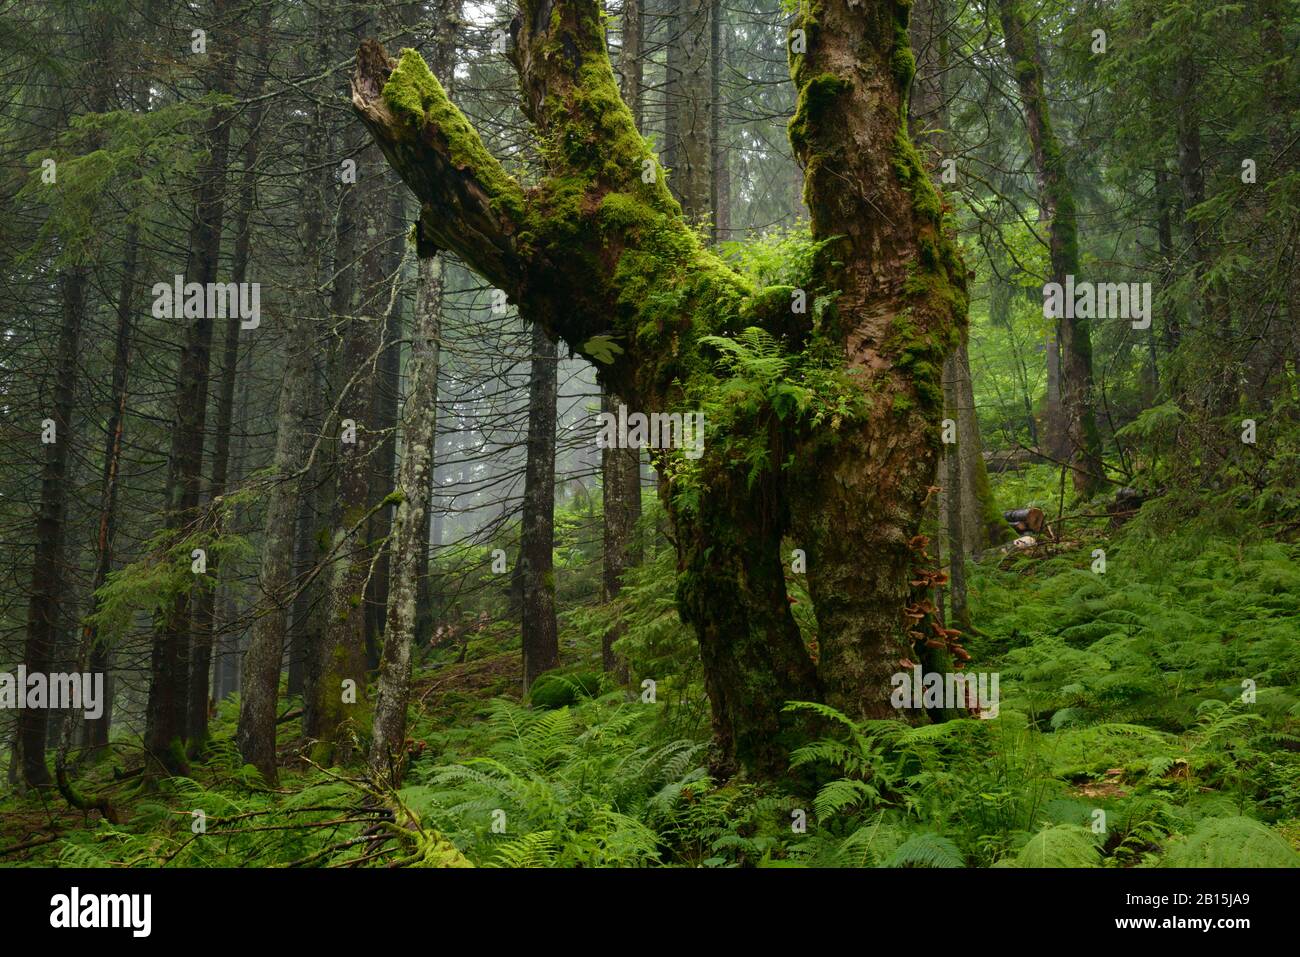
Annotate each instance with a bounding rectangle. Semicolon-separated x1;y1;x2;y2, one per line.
351;0;966;776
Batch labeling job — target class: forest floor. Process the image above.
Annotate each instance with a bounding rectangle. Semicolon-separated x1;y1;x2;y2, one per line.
3;467;1299;867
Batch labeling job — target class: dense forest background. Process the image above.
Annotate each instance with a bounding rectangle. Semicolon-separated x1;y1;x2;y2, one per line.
1;0;1299;869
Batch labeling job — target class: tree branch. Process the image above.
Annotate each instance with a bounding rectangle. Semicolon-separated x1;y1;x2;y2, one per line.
350;40;527;296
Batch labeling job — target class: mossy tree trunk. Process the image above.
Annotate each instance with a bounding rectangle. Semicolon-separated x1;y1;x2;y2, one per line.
782;0;966;728
995;0;1104;498
306;213;385;765
350;0;965;776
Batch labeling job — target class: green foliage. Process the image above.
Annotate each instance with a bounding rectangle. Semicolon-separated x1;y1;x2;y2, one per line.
1163;816;1300;868
402;698;706;867
528;670;604;709
1013;824;1101;868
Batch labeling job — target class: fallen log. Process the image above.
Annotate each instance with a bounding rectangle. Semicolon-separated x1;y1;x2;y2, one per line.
983;447;1047;472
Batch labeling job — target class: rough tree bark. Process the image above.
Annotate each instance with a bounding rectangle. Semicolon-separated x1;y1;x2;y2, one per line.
236;10;334;782
620;0;643;130
363;192;409;668
234;299;314;784
305;2;398;765
601;0;647;677
350;0;965;776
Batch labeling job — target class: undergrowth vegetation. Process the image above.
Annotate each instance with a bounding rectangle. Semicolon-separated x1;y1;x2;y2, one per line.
4;490;1298;868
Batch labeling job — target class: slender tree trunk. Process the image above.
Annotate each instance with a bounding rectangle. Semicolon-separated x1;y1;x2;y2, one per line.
666;0;711;223
189;16;272;751
234;315;313;782
996;0;1104;496
601;393;641;676
78;228;138;753
20;267;86;788
305;2;398;764
620;0;644;131
708;0;725;243
370;244;442;784
364;192;409;668
146;0;241;769
236;14;332;779
286;483;315;695
955;340;1006;551
308;217;384;764
942;355;970;629
520;321;559;690
909;0;1003;556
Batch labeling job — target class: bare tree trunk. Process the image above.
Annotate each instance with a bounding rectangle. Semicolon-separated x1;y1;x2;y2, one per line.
666;0;711;223
601;393;641;676
286;483;316;695
236;13;333;780
996;0;1103;496
620;0;644;131
234;314;313;783
79;226;138;753
305;2;398;765
370;244;442;784
955;339;1006;551
190;14;272;752
520;321;559;690
20;267;86;788
942;355;970;629
146;0;241;770
364;192;409;668
708;0;726;243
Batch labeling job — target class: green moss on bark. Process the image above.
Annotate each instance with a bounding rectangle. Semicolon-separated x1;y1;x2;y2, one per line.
382;49;527;223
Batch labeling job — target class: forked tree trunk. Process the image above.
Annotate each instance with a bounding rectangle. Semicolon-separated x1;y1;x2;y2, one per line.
351;0;965;776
